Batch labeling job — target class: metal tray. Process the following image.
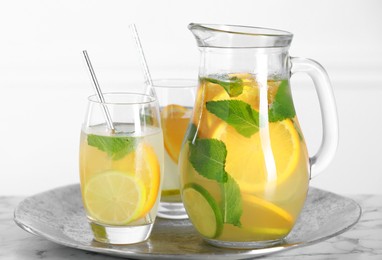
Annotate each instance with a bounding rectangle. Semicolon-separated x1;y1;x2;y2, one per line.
14;184;361;259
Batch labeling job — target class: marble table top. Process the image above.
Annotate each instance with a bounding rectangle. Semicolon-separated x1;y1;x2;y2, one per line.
1;194;381;260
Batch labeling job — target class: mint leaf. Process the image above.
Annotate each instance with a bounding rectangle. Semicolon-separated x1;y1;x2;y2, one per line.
222;175;242;227
87;135;137;160
206;100;259;138
189;139;228;183
204;76;243;97
269;80;296;122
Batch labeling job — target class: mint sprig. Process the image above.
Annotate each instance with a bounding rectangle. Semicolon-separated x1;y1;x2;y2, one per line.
269;80;296;122
206;80;296;138
206;100;259;138
204;76;243;97
189;139;228;183
222;175;242;227
188;138;242;227
87;135;137;160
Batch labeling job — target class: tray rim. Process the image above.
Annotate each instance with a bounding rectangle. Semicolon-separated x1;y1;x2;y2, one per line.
14;184;362;259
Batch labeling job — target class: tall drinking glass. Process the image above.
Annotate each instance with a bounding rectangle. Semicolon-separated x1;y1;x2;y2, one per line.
79;92;164;244
153;79;197;219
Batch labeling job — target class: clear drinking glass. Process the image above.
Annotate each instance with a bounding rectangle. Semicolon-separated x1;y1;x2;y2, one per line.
153;79;197;219
79;92;164;244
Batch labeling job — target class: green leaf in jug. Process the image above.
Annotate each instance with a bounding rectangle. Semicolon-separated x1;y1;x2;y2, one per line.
189;138;228;183
222;175;243;227
206;100;259;138
204;76;244;97
269;80;296;122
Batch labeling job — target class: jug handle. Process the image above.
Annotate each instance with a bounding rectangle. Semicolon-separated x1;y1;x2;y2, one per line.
290;57;339;179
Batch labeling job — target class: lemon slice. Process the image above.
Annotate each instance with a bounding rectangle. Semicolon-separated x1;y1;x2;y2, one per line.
111;143;161;218
212;119;300;193
161;104;191;163
192;79;226;138
241;193;294;238
182;183;223;238
84;170;146;225
161;189;180;196
242;193;293;223
212;74;280;111
219;193;294;241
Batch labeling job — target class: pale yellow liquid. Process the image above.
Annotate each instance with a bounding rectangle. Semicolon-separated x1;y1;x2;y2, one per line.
180;76;310;242
79;124;164;225
161;108;192;202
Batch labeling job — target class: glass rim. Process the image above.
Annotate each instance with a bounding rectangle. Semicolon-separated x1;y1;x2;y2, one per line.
152;78;198;89
189;23;293;48
87;92;156;105
189;23;293;37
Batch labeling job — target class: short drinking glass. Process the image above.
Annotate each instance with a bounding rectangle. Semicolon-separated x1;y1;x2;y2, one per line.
79;92;164;244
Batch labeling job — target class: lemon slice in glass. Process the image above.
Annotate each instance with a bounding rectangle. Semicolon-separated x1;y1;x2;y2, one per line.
84;170;146;225
160;104;191;163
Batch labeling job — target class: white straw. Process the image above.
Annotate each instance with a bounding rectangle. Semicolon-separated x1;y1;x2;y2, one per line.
82;50;115;133
129;24;154;96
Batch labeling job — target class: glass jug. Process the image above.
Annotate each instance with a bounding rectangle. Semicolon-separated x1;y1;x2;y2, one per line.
179;23;338;249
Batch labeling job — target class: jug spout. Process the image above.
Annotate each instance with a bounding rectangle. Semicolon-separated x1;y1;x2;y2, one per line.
188;23;293;48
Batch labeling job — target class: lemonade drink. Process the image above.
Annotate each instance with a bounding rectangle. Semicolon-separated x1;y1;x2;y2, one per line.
153;79;196;219
80;123;163;243
160;105;192;202
179;74;310;245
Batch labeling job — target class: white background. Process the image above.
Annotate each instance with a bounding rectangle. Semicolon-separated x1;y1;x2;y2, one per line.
0;0;381;195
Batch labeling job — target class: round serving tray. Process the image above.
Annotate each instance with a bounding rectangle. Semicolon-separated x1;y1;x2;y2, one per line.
14;184;361;259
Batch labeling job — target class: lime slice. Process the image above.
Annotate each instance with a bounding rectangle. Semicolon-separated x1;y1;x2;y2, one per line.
84;170;146;225
182;183;223;238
